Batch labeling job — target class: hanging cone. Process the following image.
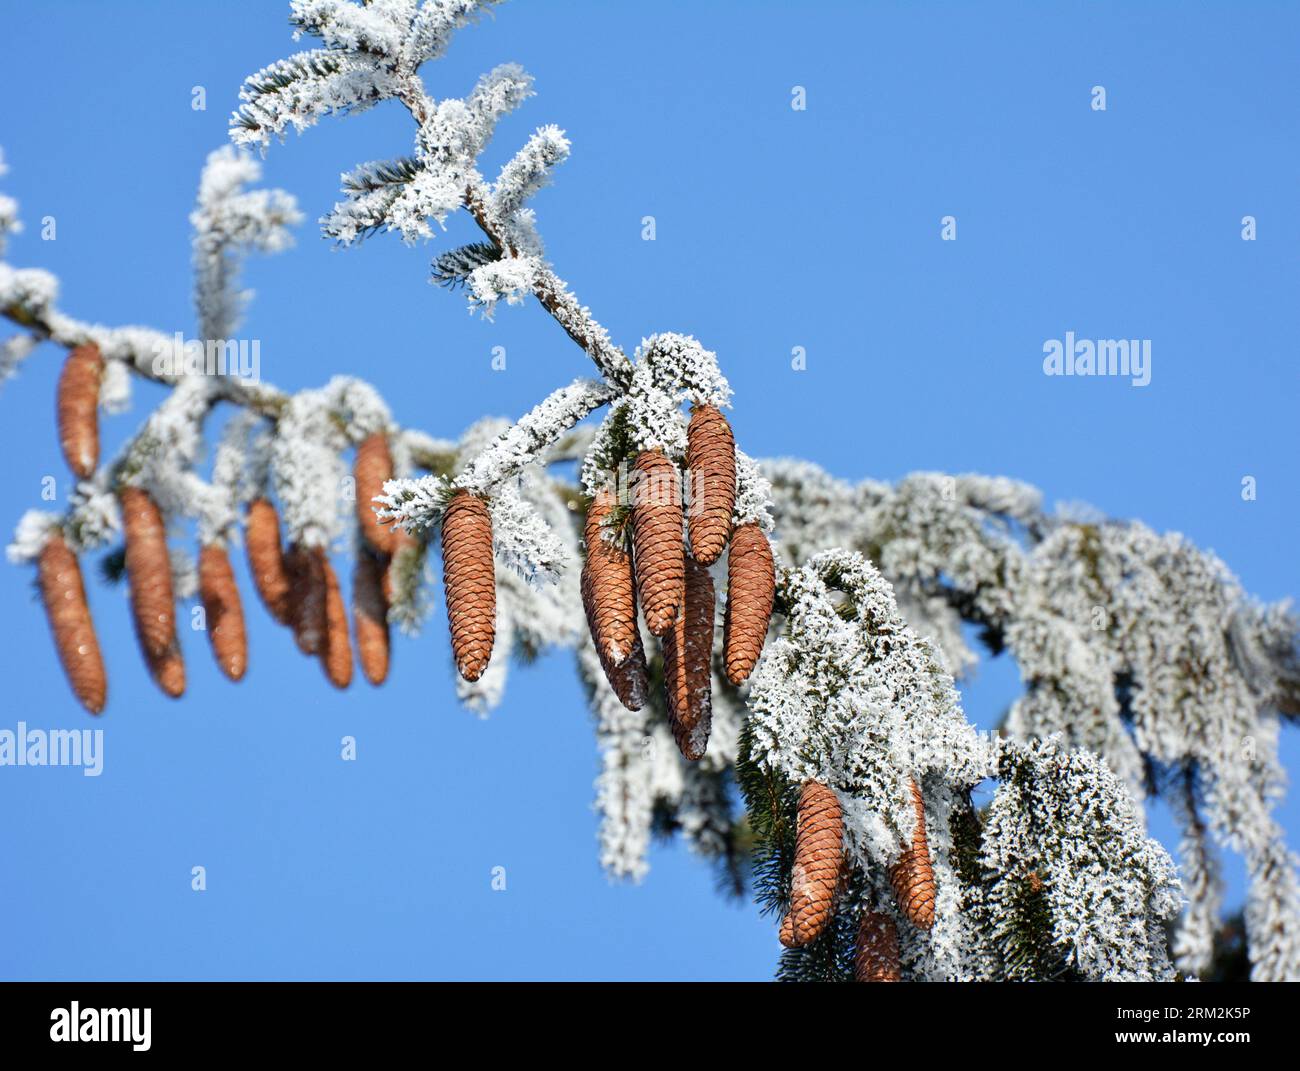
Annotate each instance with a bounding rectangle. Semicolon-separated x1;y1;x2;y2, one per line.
890;778;936;929
630;449;683;636
685;404;735;566
854;911;902;982
245;497;292;624
582;491;649;710
353;547;390;686
582;488;640;667
354;431;396;556
321;553;352;689
662;551;714;760
778;912;796;949
441;490;495;682
199;543;247;681
120;486;184;698
723;522;775;685
787;780;844;947
286;544;327;656
57;342;102;480
37;531;106;714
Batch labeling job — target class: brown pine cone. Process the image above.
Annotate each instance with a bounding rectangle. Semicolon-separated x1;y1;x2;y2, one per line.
662;552;714;761
57;343;101;480
353;548;390;686
854;911;902;982
120;486;185;697
321;553;352;689
245;498;292;624
441;490;495;682
788;780;844;947
286;544;327;657
778;912;796;949
37;531;106;714
890;778;936;929
354;431;396;556
582;491;649;711
199;543;247;682
685;404;735;566
723;522;774;685
630;449;684;636
582;488;640;667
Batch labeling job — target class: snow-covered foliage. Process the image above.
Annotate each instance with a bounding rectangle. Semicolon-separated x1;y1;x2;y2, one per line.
455;378;615;495
732;448;775;531
5;509;59;564
1004;522;1300;979
487;481;567;586
492;124;569;220
0;262;59;316
192;146;301;342
745;552;985;980
0;332;37;394
583;631;653;881
271;383;351;548
755;457;1300;979
738;550;1181;980
0;148;20;258
204;411;269;546
747;551;992;860
980;737;1181;981
612;333;732;461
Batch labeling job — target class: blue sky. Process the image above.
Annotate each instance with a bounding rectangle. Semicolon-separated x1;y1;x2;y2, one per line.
1;0;1297;980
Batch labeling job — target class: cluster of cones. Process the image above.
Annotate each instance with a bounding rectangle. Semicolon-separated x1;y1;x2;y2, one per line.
38;341;424;711
581;404;776;761
49;343;248;703
243;430;413;690
39;358;771;728
779;778;937;983
39;334;506;706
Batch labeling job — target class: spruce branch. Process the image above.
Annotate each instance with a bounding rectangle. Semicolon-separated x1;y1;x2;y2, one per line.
430;241;501;290
2;0;1297;982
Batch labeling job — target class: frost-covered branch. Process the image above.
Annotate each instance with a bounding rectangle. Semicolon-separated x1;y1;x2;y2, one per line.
192;146;301;342
3;0;1298;983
